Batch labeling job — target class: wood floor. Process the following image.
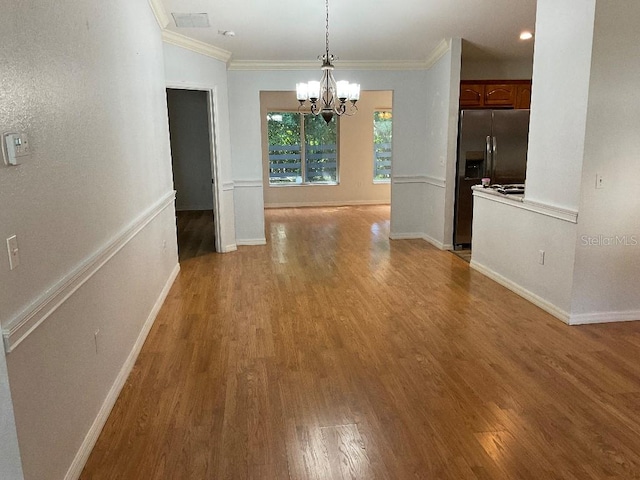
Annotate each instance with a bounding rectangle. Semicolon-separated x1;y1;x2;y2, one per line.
81;206;640;479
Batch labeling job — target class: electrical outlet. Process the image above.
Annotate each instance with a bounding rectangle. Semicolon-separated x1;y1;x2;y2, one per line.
538;250;545;265
596;173;604;189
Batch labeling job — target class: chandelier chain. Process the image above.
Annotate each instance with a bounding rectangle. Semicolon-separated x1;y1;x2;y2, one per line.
325;0;330;58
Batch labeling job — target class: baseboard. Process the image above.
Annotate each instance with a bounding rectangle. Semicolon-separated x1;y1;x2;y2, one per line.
469;260;570;324
236;238;267;246
388;232;451;251
569;310;640;325
421;234;447;250
265;200;389;209
64;262;180;480
222;243;238;252
389;232;425;240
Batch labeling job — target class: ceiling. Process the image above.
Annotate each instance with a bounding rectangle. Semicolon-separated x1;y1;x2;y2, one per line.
159;0;537;67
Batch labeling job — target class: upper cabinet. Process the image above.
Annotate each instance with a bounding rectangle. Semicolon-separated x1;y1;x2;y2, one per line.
459;84;485;107
484;84;515;106
460;80;531;109
515;83;532;109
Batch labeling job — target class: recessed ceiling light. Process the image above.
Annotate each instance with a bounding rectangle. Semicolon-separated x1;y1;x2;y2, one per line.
218;30;236;37
520;31;533;40
172;13;210;28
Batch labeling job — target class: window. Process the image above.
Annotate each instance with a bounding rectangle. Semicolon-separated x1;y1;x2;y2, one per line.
373;110;392;182
267;112;338;185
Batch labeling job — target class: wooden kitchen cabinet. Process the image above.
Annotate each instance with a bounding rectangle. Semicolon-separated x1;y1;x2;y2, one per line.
460;80;532;109
459;84;485;107
484;84;515;106
515;83;532;109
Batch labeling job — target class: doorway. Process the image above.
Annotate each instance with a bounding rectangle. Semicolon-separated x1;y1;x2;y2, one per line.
166;87;221;260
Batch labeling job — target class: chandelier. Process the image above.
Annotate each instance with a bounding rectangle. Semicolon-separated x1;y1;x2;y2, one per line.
296;0;360;124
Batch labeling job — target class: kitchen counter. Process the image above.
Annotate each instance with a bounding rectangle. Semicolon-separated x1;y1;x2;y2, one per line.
472;185;578;223
472;185;525;202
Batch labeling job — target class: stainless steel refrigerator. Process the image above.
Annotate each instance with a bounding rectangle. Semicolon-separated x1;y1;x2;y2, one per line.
454;109;530;247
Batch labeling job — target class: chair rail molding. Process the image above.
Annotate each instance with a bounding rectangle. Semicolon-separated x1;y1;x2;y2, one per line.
393;175;446;188
233;179;263;188
2;191;177;353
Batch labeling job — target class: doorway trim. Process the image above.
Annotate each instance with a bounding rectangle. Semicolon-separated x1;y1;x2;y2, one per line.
166;82;223;253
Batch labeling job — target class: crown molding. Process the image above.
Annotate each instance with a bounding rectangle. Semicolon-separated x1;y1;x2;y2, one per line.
147;0;170;29
228;59;434;72
424;39;451;69
228;39;453;71
161;30;232;63
229;61;322;71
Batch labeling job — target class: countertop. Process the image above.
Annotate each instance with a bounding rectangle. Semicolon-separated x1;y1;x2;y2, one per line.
471;185;525;202
472;185;578;223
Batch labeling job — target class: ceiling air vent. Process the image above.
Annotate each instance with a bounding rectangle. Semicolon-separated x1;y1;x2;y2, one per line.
171;13;210;28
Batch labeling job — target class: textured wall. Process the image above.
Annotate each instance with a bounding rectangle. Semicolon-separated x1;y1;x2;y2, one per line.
0;0;175;328
0;1;178;479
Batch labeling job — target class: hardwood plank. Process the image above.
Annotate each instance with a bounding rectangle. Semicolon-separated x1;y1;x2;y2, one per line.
80;205;640;479
321;424;371;479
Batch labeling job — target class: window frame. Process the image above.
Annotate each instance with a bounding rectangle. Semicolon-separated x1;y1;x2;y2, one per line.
266;111;340;187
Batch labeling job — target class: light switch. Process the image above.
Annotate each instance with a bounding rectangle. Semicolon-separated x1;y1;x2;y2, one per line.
3;132;31;166
7;235;20;270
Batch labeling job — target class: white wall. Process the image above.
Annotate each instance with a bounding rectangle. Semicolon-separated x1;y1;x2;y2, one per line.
388;39;461;250
0;1;178;479
525;0;596;212
570;0;640;321
0;351;23;480
163;43;237;252
472;193;578;318
227;68;429;244
260;90;391;208
423;39;461;249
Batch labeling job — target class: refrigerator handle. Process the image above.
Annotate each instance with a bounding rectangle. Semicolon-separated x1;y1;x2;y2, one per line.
485;135;492;178
492;136;498;180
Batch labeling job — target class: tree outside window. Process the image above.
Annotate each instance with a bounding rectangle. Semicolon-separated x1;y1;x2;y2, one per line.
373;110;392;182
267;112;338;185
